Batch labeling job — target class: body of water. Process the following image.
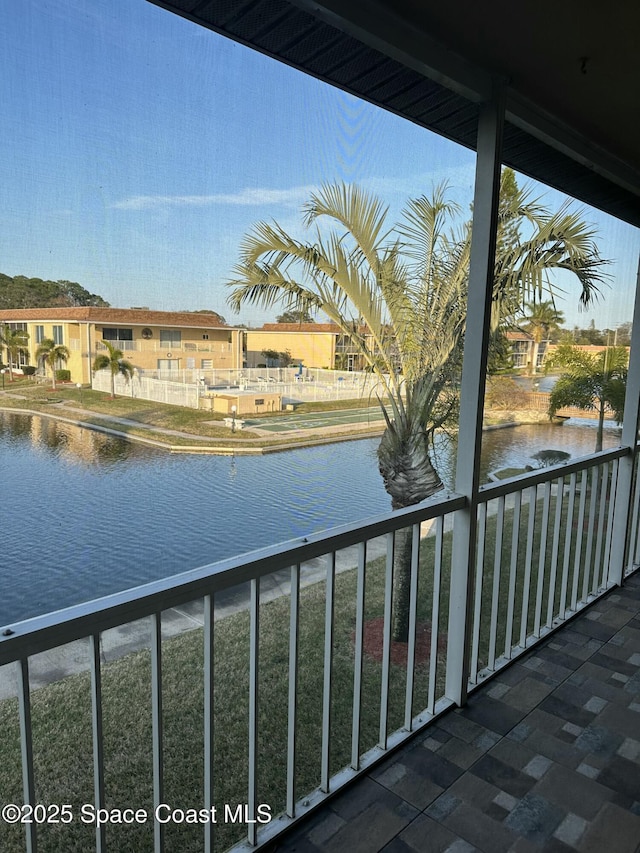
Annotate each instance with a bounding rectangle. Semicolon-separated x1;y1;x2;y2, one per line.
0;411;621;625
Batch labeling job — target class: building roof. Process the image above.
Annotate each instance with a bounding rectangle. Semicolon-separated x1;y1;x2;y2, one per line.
505;330;534;342
0;307;230;329
259;323;342;333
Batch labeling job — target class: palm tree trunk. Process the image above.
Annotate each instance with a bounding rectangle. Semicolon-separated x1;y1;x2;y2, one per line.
391;525;414;642
378;416;442;643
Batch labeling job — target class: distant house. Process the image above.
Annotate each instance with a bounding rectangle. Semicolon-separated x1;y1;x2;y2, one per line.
245;323;377;370
0;307;243;383
504;330;549;371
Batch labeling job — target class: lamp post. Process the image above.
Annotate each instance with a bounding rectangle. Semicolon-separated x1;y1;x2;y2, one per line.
231;404;237;433
1;369;5;391
76;382;83;406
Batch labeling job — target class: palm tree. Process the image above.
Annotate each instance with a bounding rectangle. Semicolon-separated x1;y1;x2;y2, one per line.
93;340;134;398
227;178;606;640
0;325;30;381
547;344;627;452
35;338;70;390
520;300;565;373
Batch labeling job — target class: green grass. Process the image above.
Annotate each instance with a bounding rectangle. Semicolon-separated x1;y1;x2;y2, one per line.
0;386;384;450
0;476;610;852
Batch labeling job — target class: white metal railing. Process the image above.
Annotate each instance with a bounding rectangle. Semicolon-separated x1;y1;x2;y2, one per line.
95;341;232;354
467;447;629;688
0;448;637;853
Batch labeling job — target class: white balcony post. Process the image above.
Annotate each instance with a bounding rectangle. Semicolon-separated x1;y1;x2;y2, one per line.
445;83;505;707
609;255;640;584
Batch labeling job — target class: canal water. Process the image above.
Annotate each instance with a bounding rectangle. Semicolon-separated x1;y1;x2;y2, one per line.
0;411;621;625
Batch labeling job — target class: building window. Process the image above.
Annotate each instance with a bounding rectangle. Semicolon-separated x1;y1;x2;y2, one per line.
160;329;181;347
103;328;133;341
52;325;63;345
35;325;44;343
201;359;212;369
186;357;195;369
202;333;209;340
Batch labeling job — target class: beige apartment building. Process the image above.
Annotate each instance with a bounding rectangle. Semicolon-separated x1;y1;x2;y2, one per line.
245;322;373;370
0;307;243;384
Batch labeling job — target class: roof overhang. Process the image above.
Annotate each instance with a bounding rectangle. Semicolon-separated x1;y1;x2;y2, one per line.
147;0;640;227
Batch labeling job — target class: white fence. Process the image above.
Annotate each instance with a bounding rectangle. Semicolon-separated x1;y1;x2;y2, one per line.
92;370;200;408
92;367;386;409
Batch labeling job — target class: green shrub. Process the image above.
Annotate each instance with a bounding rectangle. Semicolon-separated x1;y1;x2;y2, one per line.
55;369;71;382
22;365;36;376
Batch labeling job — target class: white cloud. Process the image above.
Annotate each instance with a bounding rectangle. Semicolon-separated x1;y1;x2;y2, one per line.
111;184;318;211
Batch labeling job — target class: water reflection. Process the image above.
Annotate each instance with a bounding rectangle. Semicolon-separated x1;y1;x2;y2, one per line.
0;411;624;625
0;411;141;468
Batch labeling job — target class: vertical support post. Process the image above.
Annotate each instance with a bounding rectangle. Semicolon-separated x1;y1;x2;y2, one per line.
247;577;260;846
151;613;164;853
17;659;36;853
445;82;505;706
90;635;106;853
609;255;640;585
203;594;215;853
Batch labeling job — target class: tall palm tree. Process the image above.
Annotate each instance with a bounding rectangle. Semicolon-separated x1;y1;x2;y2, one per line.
0;325;30;381
35;338;70;390
227;178;607;640
520;300;565;373
93;340;134;398
547;344;627;452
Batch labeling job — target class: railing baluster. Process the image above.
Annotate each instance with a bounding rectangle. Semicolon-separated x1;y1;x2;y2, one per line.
534;482;551;637
546;477;564;628
287;564;301;816
560;472;577;618
321;554;336;793
248;577;260;846
583;467;599;597
203;594;215;853
602;461;619;588
488;496;505;670
379;533;394;749
17;658;36;853
351;541;366;770
470;503;487;683
151;613;164;853
504;491;521;658
404;523;421;731
520;485;537;647
574;470;588;608
90;635;106;853
593;463;609;591
428;516;444;714
628;456;640;572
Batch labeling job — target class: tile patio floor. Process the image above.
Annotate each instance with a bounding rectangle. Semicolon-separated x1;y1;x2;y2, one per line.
274;571;640;853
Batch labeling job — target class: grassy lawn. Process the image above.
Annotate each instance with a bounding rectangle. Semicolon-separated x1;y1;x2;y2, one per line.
0;383;384;450
0;477;607;852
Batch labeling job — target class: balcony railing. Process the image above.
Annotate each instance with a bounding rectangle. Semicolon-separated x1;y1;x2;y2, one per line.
96;341;233;354
0;446;637;852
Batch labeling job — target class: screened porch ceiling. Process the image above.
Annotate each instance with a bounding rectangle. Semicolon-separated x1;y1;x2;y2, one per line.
148;0;640;229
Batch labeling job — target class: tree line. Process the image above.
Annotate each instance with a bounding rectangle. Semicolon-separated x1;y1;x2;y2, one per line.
0;273;109;309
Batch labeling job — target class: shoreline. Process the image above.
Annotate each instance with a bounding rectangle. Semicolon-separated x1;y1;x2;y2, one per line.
0;401;555;455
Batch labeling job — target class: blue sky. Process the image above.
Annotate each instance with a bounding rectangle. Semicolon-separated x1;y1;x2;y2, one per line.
1;0;637;329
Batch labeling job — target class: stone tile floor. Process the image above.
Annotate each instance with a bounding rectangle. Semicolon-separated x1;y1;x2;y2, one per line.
275;572;640;852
